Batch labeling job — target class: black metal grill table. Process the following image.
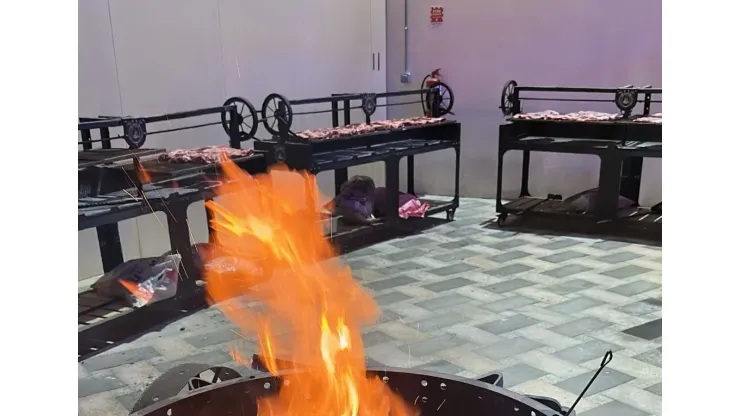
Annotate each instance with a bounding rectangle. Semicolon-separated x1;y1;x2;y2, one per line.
253;86;461;246
78;99;267;361
495;81;662;239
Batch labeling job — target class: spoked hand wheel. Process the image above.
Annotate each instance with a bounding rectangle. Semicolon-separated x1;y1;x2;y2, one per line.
221;97;259;141
500;80;518;116
261;93;293;135
422;81;455;116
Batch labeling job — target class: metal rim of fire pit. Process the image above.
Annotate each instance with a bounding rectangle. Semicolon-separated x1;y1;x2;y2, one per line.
130;366;566;416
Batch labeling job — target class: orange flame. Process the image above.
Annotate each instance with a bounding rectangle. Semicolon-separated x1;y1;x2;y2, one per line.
204;160;415;416
118;279;153;305
134;162;152;185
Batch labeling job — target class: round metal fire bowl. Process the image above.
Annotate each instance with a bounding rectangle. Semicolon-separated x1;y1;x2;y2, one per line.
130;366;565;416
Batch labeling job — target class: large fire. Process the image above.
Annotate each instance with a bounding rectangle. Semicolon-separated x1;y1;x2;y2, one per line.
203;160;415;416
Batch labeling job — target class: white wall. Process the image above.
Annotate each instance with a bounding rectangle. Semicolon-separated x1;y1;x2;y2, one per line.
78;0;380;280
385;0;662;204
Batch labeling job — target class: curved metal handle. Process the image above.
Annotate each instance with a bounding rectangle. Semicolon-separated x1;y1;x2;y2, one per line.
600;350;613;367
564;350;614;416
475;371;504;387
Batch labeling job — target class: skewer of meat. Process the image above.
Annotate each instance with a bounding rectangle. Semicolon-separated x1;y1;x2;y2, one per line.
296;117;446;141
158;146;254;164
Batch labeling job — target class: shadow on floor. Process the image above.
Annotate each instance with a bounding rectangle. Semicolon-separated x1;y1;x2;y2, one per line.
481;215;662;248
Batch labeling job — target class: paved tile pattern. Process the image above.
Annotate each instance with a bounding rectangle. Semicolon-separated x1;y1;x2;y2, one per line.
78;198;662;416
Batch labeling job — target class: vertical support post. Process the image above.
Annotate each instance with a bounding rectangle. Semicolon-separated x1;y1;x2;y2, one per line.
430;88;441;118
453;144;461;204
80;128;93;151
334;98;352;196
228;106;241;149
384;156;401;224
520;151;531;197
331;100;339;128
512;88;521;114
620;157;643;203
342;99;351;126
595;151;623;221
334;169;349;197
166;202;200;300
100;127;112;149
97;224;124;273
407;156;415;195
495;149;506;213
276;102;289;143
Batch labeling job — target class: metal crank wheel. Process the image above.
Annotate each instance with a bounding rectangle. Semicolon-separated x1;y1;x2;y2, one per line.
122;118;147;149
129;363;243;414
221;97;259;142
500;80;518;116
423;81;455;116
615;89;638;114
361;93;378;118
261;94;293;135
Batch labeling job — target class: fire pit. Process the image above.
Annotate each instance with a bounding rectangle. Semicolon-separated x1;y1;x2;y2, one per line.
129;351;614;416
130;365;567;416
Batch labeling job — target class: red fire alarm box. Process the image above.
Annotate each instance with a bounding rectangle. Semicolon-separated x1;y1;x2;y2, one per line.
430;6;444;24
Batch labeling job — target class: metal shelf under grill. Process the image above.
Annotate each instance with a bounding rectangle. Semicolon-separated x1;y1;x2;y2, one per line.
78;288;205;361
327;198;457;241
78;290;133;326
499;196;661;239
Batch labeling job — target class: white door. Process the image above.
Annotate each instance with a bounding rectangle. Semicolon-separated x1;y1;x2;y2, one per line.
349;0;387;188
370;0;387;121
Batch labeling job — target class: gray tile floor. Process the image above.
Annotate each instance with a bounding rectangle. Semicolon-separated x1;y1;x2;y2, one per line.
78;198;662;416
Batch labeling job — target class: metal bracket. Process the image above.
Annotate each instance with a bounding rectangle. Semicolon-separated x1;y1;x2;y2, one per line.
273;145;286;163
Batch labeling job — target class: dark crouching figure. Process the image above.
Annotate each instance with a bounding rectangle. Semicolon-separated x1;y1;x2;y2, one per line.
328;175;378;225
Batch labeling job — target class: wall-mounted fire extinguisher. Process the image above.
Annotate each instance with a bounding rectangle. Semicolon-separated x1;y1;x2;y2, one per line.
420;68;455;117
